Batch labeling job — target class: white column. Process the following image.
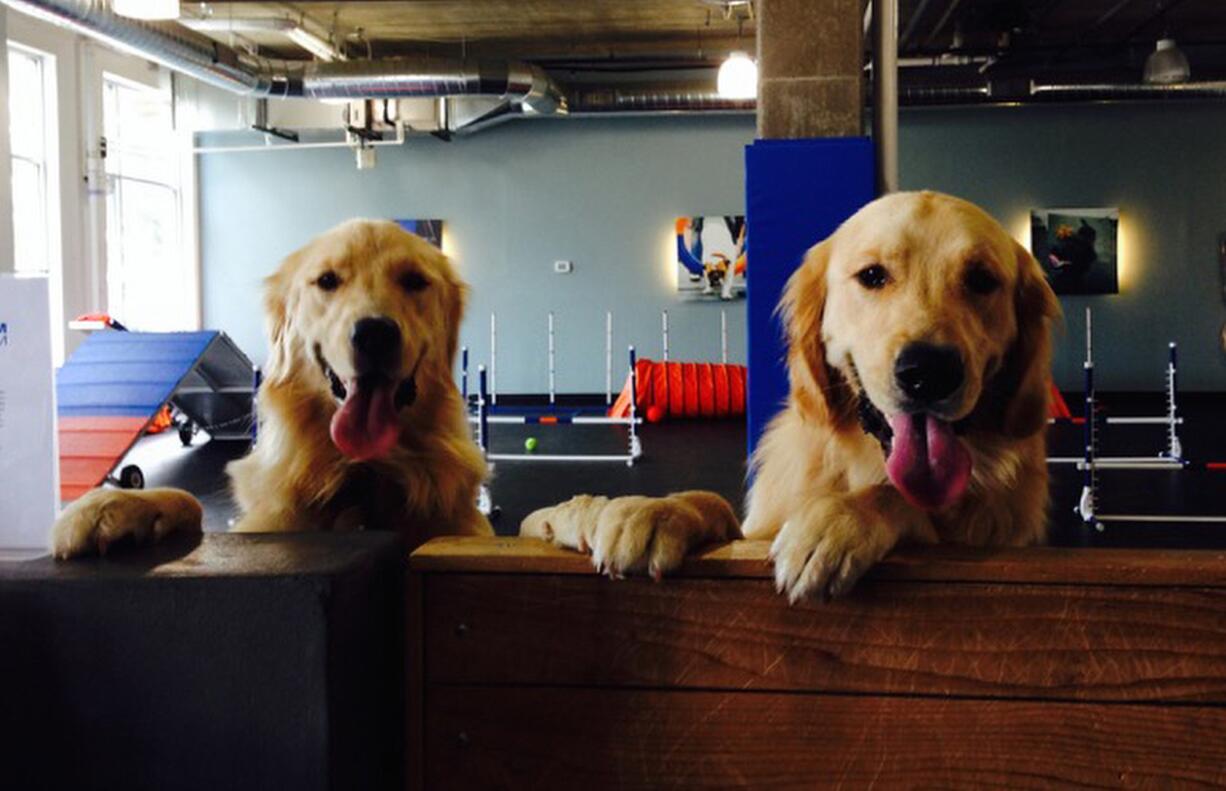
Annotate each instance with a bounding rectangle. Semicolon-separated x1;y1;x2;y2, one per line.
0;10;14;274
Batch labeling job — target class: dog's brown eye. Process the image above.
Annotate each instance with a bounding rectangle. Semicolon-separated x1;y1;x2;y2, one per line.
399;271;429;293
855;264;890;290
316;271;340;291
965;265;1000;295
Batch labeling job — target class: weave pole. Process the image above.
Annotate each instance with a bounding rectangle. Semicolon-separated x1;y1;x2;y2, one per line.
605;311;613;405
661;310;670;362
548;311;556;406
720;309;728;365
489;312;498;405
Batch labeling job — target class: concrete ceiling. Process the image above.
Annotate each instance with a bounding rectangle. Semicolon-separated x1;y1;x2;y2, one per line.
183;1;758;65
183;1;1226;82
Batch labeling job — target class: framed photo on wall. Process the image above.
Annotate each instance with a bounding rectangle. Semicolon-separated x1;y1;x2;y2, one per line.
675;215;747;301
1030;208;1119;295
395;219;444;248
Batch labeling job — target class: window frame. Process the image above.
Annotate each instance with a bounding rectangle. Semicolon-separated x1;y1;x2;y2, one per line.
6;38;64;364
99;67;198;332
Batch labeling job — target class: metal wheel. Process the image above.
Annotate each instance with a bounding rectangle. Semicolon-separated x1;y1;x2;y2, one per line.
119;464;145;490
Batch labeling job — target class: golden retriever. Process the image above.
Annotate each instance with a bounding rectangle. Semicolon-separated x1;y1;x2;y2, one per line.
523;191;1060;600
51;219;490;558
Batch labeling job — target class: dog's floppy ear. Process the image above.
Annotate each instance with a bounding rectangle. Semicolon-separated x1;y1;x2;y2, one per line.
997;239;1062;438
435;252;468;369
261;252;300;387
779;240;855;428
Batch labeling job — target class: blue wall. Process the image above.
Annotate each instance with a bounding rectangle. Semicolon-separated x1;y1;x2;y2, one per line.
200;103;1226;393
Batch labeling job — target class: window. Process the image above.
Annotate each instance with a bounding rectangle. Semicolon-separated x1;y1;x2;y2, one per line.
103;73;191;331
8;41;62;363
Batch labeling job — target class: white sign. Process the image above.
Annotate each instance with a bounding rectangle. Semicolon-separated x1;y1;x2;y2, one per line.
0;274;58;549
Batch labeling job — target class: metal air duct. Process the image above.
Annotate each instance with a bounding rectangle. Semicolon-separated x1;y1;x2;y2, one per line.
1;0;567;112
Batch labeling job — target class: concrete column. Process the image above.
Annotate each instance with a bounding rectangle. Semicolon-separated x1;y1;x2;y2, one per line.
756;0;863;139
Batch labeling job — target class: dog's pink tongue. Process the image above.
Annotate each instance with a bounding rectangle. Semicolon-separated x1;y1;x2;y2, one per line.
885;413;972;511
330;379;400;461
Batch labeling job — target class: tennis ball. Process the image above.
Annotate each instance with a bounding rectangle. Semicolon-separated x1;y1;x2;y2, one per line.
524;437;538;452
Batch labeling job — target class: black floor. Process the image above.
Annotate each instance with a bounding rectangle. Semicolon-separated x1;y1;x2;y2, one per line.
123;392;1226;548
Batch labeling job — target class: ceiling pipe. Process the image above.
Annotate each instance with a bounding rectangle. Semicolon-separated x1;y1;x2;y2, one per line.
571;87;754;113
179;16;297;33
1029;80;1226;99
1;0;567;112
872;0;900;194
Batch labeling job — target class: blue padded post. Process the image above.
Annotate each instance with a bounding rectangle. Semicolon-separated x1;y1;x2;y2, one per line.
744;138;875;456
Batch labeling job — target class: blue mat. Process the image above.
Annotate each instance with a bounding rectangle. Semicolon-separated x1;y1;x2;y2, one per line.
744;137;875;455
57;331;219;418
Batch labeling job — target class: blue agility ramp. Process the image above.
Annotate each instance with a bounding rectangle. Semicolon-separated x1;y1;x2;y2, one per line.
57;330;254;500
744;137;875;455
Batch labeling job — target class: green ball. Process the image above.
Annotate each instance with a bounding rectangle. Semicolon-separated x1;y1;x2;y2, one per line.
524;437;538;452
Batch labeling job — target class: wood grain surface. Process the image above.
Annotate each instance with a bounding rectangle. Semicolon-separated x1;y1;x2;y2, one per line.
423;573;1226;702
424;686;1226;789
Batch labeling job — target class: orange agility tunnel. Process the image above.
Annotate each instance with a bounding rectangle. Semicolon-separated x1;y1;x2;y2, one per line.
608;359;747;420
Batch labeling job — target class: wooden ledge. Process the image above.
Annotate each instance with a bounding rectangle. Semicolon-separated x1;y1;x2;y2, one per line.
410;536;1226;587
409;536;1226;787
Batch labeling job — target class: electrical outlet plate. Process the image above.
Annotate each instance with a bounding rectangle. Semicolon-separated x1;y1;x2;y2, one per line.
554;260;574;274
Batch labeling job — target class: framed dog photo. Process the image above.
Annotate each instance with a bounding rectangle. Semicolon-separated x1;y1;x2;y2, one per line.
1030;208;1119;294
675;215;747;301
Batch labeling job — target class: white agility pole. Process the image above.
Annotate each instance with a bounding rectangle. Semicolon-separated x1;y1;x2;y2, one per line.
1093;514;1226;524
605;311;613;405
548;311;556;406
661;310;670;362
627;345;642;466
720;309;728;365
489;312;498;405
476;365;488;453
1166;342;1182;459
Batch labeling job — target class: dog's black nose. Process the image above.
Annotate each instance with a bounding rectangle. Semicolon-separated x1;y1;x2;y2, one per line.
894;342;964;406
351;316;402;376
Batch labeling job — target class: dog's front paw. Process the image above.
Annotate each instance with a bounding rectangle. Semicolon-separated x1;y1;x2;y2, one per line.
522;491;739;580
50;488;203;560
769;498;898;603
590;491;740;580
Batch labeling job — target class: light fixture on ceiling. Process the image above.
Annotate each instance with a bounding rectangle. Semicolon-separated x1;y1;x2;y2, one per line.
287;27;341;62
1143;38;1190;84
718;51;758;99
111;0;180;20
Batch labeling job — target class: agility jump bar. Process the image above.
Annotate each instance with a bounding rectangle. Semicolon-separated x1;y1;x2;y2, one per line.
469;414;640;426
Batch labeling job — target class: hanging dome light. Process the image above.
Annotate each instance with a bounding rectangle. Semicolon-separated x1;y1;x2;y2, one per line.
717;51;758;99
111;0;180;21
1143;38;1190;85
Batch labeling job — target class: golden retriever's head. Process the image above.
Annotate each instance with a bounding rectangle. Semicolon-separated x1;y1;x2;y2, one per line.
782;191;1059;510
263;219;466;461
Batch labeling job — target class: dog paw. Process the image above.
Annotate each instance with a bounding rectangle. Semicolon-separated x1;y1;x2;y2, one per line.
522;491;740;581
590;491;740;581
50;488;204;560
769;498;897;603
